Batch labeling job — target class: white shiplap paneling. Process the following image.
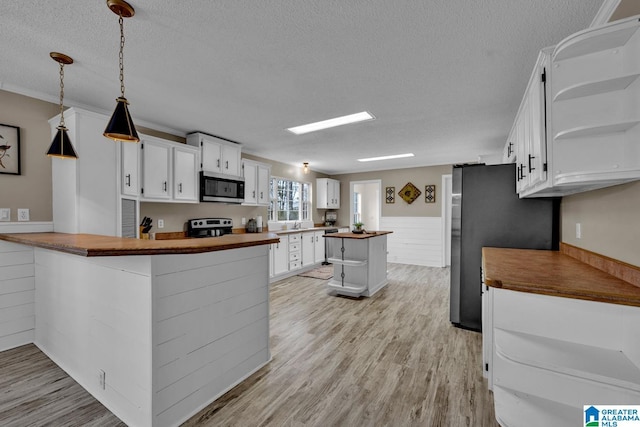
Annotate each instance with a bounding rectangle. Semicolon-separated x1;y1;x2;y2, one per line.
0;240;35;351
380;216;443;267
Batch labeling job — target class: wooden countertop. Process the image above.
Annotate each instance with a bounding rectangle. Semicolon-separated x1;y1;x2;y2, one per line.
0;232;280;257
324;231;393;239
482;247;640;307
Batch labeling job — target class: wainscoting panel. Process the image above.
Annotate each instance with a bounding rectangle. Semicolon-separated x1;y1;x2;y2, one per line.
0;240;35;352
380;216;443;267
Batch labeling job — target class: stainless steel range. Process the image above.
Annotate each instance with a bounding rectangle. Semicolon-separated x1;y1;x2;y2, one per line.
187;218;233;238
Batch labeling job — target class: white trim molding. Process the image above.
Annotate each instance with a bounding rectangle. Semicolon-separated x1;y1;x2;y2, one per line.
0;222;54;233
591;0;621;27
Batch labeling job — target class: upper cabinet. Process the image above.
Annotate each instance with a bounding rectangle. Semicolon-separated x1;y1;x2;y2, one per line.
509;17;640;197
317;178;340;209
186;132;242;178
121;140;140;197
140;134;199;203
242;159;271;206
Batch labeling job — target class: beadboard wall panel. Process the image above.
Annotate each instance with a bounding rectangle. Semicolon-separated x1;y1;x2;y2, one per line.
380;216;443;267
0;240;35;352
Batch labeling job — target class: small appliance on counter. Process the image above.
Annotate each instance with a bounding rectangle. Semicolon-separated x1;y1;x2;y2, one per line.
187;218;233;238
245;218;258;233
324;211;337;226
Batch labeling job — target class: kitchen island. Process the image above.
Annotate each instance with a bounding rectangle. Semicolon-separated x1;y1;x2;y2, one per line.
0;232;279;427
325;231;392;297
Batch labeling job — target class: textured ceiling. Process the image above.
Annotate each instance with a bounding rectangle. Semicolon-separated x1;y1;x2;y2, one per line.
0;0;604;174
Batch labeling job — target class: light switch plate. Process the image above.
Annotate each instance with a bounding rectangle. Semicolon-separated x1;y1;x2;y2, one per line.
17;208;30;222
0;208;10;222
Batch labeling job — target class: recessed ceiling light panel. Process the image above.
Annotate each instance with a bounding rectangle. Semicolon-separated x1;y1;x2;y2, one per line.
357;153;415;162
287;111;375;135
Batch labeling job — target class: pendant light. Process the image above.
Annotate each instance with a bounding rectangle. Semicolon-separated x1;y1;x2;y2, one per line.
103;0;139;142
47;52;79;159
303;162;309;174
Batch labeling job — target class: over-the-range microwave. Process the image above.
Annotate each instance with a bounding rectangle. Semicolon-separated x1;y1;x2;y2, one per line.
200;171;245;203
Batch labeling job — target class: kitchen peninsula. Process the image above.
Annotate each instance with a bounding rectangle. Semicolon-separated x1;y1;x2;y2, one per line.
0;231;279;427
325;231;392;297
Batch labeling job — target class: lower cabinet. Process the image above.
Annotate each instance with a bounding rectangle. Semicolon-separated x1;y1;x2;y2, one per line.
484;287;640;426
270;240;288;278
313;231;325;264
302;232;315;267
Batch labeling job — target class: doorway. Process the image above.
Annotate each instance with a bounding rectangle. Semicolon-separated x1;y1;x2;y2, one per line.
350;180;381;231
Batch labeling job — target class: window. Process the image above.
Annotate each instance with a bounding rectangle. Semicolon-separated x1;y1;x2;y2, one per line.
269;177;311;221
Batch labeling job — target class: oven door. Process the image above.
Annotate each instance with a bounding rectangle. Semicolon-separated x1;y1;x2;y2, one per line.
200;172;245;203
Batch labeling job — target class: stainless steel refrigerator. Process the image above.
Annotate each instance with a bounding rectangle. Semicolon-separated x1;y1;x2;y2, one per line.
450;163;559;331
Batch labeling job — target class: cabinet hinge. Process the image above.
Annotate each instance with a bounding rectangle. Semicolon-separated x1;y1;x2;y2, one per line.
541;69;546;83
485;363;489;372
543;163;548;172
141;188;144;194
140;143;144;149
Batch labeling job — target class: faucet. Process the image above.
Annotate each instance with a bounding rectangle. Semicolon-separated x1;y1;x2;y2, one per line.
293;221;301;230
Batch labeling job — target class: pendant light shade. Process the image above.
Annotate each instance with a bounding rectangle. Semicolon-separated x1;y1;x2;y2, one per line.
303;162;309;174
104;96;139;142
47;52;78;159
103;0;139;143
48;126;79;159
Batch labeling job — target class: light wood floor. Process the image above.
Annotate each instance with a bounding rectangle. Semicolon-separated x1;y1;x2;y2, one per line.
0;263;498;427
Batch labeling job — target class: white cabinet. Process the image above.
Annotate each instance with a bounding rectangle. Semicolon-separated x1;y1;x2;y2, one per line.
271;239;288;277
508;47;551;197
317;178;340;209
302;231;315;267
141;137;172;200
173;145;199;202
288;233;301;270
510;17;640;197
141;135;199;203
49;107;121;236
242;159;271;206
313;231;325;264
486;287;640;426
186;132;241;177
121;141;139;197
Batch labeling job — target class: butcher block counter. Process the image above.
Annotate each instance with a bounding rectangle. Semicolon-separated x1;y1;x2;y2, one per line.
0;231;275;427
482;246;640;307
0;231;279;257
481;246;640;427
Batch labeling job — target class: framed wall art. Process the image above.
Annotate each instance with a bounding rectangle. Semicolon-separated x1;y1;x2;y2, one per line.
399;182;421;204
0;124;21;175
425;185;436;203
385;186;395;203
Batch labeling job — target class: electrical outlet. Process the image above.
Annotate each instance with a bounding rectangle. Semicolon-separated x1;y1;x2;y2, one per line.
158;219;164;229
0;208;9;222
17;208;30;222
98;369;106;390
576;223;582;239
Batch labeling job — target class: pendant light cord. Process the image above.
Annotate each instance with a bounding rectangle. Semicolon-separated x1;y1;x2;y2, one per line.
119;14;126;97
59;62;65;127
